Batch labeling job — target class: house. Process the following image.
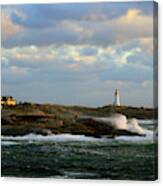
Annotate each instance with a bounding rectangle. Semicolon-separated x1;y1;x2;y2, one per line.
1;96;17;107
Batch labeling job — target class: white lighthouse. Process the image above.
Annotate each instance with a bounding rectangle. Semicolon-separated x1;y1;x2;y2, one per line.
114;89;121;106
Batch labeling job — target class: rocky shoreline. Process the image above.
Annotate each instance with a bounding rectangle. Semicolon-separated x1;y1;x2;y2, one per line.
1;103;155;137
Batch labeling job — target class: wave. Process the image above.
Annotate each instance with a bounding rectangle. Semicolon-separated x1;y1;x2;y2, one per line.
137;119;157;125
1;141;18;146
1;130;155;145
1;115;155;145
95;114;128;130
115;129;155;143
92;114;147;135
1;133;104;142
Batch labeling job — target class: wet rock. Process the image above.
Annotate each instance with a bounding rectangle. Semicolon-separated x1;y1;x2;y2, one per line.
33;128;53;136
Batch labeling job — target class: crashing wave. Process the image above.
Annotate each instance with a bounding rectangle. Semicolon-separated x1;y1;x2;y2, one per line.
127;118;145;135
1;133;103;142
79;114;146;136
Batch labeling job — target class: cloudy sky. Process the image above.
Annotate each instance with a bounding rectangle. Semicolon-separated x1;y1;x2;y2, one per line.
1;1;156;107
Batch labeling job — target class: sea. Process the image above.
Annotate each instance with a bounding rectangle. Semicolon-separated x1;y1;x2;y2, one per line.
1;119;158;180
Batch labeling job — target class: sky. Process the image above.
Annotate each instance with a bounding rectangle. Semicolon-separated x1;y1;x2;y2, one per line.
1;1;156;107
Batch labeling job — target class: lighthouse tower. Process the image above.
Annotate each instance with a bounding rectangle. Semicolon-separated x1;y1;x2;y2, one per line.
114;89;121;106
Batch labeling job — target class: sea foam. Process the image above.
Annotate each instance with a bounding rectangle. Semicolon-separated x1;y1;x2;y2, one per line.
93;114;146;135
95;114;128;130
1;133;103;142
115;129;154;142
1;115;155;144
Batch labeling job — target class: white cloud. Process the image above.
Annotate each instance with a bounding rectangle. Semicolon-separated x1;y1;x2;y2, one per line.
61;21;93;42
138;37;153;54
2;39;153;74
1;12;23;40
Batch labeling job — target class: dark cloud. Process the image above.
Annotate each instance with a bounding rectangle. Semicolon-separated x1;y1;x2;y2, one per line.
10;2;153;28
2;2;153;48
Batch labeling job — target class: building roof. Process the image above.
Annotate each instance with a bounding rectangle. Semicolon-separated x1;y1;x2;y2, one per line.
1;96;14;101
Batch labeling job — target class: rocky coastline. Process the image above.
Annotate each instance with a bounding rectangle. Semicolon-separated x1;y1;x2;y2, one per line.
1;103;156;137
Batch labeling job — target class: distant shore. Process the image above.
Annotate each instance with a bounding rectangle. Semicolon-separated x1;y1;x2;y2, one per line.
1;103;156;137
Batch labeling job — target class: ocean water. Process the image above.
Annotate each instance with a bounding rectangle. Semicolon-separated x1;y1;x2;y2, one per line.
1;120;158;180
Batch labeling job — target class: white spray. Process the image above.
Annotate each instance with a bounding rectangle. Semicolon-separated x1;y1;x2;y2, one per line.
94;114;145;135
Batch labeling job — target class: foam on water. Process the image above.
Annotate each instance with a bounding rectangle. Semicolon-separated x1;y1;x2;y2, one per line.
1;115;155;145
137;119;156;125
115;129;155;143
1;133;104;142
95;114;128;130
1;141;18;146
127;118;145;135
1;129;155;145
94;114;146;135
